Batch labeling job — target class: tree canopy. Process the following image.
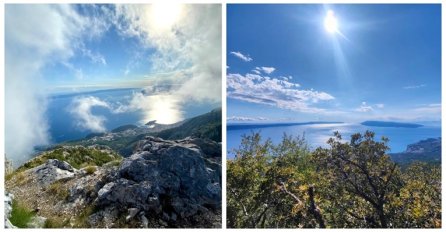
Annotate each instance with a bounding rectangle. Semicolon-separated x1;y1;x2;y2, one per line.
227;131;441;228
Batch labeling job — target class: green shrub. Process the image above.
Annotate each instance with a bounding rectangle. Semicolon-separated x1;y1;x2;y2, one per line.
84;166;97;175
16;146;122;172
44;217;69;228
9;200;35;228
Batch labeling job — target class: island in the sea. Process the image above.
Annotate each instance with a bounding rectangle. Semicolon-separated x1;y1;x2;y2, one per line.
227;121;344;131
361;121;423;128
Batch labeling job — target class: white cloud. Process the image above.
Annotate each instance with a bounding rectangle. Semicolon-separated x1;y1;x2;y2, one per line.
69;96;111;132
375;103;384;108
252;69;261;74
5;4;221;165
230;51;253;62
5;4;100;165
227;73;334;113
114;4;222;113
413;103;441;114
403;84;426;89
355;102;374;112
255;66;275;74
81;47;107;65
227;116;268;122
281;76;292;81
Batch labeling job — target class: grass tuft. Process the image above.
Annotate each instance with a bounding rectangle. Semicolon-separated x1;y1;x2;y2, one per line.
84;166;97;175
9;200;35;228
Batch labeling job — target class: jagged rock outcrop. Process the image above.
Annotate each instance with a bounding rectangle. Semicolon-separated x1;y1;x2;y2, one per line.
27;159;77;187
90;136;221;228
5;137;221;228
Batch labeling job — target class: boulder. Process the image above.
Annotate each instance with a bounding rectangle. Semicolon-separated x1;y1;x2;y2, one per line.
93;136;221;227
28;159;77;186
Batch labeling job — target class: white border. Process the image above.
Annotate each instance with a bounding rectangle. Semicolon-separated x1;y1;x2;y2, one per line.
1;0;444;231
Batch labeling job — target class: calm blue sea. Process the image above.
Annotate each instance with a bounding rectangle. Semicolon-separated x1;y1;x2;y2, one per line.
47;88;216;144
47;88;138;143
227;123;441;159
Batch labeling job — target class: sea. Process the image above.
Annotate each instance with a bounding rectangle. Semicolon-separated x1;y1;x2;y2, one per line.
47;88;216;144
227;122;441;159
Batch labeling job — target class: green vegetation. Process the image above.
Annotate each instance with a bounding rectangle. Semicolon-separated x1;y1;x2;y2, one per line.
44;217;70;228
155;108;222;142
9;200;35;228
111;124;138;133
84;166;97;175
63;108;222;158
47;179;70;201
16;146;122;172
227;131;441;228
106;159;123;167
72;205;97;228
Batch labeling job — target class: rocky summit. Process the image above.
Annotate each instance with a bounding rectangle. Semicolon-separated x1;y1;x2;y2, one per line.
5;136;221;228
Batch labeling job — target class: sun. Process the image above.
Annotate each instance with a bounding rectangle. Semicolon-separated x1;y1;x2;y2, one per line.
324;10;339;33
150;3;183;30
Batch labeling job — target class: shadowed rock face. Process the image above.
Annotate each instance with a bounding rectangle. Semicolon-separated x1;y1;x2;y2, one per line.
93;136;221;227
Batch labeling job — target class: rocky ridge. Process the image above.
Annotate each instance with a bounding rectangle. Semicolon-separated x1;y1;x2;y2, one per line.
5;136;221;228
389;137;441;166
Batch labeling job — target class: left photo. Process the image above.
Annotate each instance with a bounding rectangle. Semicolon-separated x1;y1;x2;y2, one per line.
5;4;222;228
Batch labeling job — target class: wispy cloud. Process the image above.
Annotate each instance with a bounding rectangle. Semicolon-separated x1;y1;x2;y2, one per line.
254;66;275;74
80;47;107;65
230;51;253;62
227;116;268;122
413;103;441;114
355;102;374;112
403;84;426;89
69;96;111;132
227;72;334;113
375;103;384;108
252;69;261;74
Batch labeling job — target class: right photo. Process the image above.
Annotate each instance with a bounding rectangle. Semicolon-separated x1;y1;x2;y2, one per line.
226;4;441;229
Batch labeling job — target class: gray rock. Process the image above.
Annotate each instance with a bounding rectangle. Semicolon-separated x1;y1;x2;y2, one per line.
126;208;139;221
5;193;16;229
5;219;17;229
93;136;221;227
28;159;77;186
140;214;148;228
26;216;47;228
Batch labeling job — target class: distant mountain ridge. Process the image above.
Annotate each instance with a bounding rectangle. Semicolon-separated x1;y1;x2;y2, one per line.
63;108;221;157
361;121;423;128
227;121;344;131
389;137;441;166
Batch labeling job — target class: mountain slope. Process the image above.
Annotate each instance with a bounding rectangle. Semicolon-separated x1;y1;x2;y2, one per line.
154;108;222;142
62;108;221;157
389;137;441;167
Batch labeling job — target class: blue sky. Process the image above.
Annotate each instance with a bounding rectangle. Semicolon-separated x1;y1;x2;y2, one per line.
5;4;221;163
227;4;441;123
